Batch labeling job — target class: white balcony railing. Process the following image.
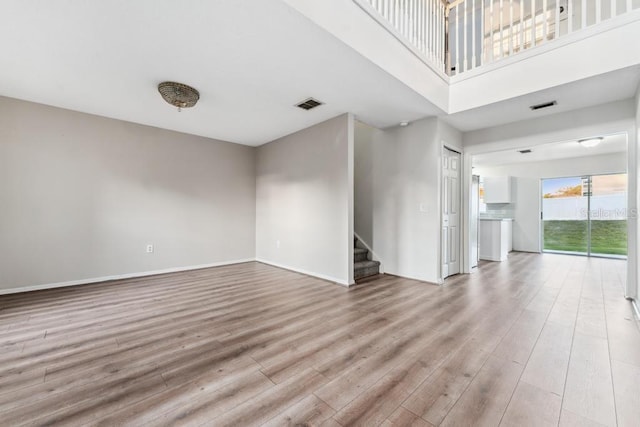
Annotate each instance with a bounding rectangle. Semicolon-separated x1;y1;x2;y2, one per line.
358;0;449;74
358;0;640;75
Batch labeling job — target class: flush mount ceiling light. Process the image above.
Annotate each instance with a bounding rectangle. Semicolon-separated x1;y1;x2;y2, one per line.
158;81;200;112
578;137;604;148
399;121;410;127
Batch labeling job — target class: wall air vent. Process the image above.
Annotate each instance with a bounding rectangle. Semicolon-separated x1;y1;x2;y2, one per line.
519;149;532;154
529;101;557;110
296;98;324;110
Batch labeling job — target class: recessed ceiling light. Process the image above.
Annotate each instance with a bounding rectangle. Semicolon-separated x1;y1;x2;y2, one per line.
399;121;409;127
578;137;604;148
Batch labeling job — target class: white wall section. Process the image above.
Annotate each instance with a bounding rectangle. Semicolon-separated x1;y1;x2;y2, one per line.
354;122;376;248
0;96;256;291
354;119;462;284
255;114;353;286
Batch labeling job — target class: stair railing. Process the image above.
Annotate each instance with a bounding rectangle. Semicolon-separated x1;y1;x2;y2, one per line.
356;0;450;75
449;0;640;75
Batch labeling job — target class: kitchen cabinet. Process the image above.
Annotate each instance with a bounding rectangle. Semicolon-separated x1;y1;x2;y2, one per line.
479;219;513;261
483;176;514;203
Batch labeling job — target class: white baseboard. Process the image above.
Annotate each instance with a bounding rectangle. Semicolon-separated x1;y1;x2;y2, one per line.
255;258;351;287
382;270;440;286
0;258;256;295
479;256;506;262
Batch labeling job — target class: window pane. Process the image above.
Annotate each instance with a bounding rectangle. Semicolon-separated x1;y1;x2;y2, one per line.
542;177;588;254
590;174;627;256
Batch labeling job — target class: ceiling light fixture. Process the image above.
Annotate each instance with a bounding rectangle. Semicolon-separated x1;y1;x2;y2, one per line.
158;81;200;112
578;137;604;148
399;121;410;127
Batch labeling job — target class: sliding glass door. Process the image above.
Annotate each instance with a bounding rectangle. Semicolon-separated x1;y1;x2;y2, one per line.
590;174;628;256
542;173;627;258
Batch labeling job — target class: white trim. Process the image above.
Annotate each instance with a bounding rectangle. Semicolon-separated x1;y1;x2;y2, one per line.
385;271;441;286
0;258;255;295
353;231;384;274
255;258;352;287
479;255;506;262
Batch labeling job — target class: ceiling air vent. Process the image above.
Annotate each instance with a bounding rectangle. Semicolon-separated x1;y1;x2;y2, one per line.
530;101;557;111
519;149;532;154
296;98;324;111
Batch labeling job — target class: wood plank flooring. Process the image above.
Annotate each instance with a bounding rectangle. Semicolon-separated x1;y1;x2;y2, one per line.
0;253;638;426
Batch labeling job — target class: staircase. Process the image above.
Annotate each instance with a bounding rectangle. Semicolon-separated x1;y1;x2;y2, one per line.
354;237;381;280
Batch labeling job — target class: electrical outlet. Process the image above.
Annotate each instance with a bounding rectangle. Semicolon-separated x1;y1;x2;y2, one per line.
276;240;280;249
146;244;154;253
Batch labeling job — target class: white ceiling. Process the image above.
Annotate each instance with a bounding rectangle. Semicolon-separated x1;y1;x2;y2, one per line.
0;0;442;146
472;133;628;167
2;1;638;145
444;65;640;132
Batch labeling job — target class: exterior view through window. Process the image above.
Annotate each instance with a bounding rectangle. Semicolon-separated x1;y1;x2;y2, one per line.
542;173;628;257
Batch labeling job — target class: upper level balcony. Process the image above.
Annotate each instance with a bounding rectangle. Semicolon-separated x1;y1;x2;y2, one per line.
284;0;640;121
358;0;640;76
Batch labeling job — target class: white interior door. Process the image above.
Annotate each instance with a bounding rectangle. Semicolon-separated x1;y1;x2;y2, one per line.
442;147;461;278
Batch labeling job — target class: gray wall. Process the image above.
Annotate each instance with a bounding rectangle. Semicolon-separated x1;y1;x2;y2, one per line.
0;96;256;291
354;118;462;284
255;114;353;285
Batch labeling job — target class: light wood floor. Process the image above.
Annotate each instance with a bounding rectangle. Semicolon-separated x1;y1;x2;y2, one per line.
1;253;639;426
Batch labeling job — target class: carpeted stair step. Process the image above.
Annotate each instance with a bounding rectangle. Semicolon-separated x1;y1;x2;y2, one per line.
354;247;368;262
354;260;380;280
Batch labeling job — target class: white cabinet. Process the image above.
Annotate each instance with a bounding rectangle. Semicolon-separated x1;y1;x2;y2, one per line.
479;219;513;261
483;176;514;204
